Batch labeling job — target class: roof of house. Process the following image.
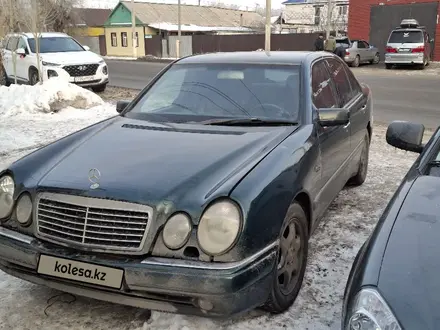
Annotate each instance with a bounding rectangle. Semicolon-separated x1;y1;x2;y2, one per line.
119;1;263;28
71;8;112;27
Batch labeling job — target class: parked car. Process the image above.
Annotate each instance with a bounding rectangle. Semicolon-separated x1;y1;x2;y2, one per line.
385;18;434;70
0;51;372;317
342;120;440;329
0;32;108;92
336;37;380;67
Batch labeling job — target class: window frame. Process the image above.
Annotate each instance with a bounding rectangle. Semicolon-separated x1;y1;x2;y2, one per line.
111;32;117;47
325;57;353;107
6;36;18;51
311;58;340;110
121;32;128;47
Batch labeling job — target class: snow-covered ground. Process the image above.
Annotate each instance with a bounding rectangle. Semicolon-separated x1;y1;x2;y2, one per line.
0;81;421;330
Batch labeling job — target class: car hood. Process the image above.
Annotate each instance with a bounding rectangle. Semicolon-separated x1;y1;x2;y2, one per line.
378;175;440;329
35;116;296;214
41;51;103;65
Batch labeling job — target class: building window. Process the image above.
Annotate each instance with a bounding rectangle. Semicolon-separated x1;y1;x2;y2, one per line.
338;5;348;16
314;6;321;25
111;33;117;47
121;32;128;47
132;32;139;47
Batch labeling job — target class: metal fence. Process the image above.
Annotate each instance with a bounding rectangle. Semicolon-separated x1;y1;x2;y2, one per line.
144;33;321;59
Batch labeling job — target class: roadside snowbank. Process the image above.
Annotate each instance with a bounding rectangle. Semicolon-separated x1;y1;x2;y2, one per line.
0;79;115;154
0;78;103;117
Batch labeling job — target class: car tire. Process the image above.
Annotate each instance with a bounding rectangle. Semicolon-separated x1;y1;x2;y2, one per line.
385;63;393;70
92;84;107;93
262;202;309;314
29;68;39;86
0;66;9;86
352;55;360;68
370;53;380;64
348;131;370;186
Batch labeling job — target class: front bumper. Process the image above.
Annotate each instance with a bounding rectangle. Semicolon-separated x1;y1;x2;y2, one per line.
385;53;424;64
43;63;109;87
0;227;277;317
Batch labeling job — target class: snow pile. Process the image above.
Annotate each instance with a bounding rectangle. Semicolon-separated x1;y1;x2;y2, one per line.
0;78;103;117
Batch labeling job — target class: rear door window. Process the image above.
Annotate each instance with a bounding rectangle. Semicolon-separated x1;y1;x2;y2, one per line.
6;37;18;51
311;60;339;109
388;30;423;43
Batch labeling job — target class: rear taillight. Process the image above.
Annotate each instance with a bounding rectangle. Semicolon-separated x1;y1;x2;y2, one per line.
386;46;397;53
411;46;425;53
345;51;350;55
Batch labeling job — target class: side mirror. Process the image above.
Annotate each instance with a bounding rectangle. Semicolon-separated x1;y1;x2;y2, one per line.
386;121;425;153
318;108;350;127
15;48;26;56
116;100;130;113
83;45;90;51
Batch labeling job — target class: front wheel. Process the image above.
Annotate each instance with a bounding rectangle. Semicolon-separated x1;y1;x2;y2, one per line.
263;203;308;314
92;84;107;93
385;63;393;70
0;66;9;86
29;69;39;85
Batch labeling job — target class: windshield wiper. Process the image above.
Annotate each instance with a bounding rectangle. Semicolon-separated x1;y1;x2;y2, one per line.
201;118;298;126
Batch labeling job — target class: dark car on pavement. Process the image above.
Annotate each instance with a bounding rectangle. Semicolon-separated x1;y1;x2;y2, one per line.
342;120;440;329
0;51;372;317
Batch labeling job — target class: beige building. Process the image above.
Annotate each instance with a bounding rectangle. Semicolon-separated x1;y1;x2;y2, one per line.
104;1;263;57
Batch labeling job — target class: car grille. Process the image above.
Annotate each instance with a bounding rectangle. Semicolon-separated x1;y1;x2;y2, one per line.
63;64;99;77
35;193;152;253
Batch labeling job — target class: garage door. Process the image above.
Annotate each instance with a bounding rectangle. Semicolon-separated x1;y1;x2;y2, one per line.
369;2;438;61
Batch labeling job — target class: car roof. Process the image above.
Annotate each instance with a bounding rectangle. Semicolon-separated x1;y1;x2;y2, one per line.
7;32;69;38
176;51;321;65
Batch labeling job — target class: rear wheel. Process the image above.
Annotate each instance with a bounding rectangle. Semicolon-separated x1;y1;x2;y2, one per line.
352;55;360;68
370;53;380;64
348;131;370;186
263;203;308;314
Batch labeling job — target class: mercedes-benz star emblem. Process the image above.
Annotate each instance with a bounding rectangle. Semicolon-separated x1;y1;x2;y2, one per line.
88;168;101;190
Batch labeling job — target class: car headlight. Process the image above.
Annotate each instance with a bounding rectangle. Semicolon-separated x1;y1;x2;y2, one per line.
197;200;242;256
42;61;60;66
346;288;402;330
16;193;32;226
0;175;15;219
162;213;192;250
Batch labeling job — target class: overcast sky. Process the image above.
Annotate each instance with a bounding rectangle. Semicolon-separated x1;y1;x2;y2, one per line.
85;0;286;10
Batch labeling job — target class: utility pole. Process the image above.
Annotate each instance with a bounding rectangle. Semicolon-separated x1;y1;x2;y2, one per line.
131;0;137;58
265;0;271;51
326;0;332;39
177;0;181;58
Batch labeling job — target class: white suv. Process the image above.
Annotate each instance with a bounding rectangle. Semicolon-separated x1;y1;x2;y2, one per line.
1;32;109;92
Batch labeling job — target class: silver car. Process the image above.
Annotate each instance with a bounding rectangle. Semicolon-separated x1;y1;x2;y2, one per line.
336;37;380;67
385;19;433;70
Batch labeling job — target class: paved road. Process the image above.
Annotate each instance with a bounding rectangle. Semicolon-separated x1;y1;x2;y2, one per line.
107;60;440;129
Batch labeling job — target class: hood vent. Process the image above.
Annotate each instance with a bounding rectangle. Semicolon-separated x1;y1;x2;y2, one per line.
122;124;245;135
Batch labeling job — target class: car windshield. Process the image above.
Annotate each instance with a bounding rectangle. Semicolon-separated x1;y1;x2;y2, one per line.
388;30;423;43
126;63;301;123
27;37;84;53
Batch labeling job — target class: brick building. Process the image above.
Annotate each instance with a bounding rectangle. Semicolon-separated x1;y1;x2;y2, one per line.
348;0;440;60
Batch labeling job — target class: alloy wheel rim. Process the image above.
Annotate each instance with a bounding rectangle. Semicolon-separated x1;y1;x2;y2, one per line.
277;219;303;295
